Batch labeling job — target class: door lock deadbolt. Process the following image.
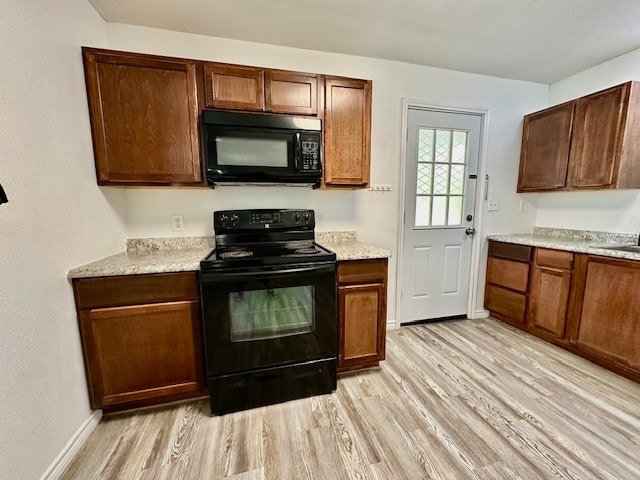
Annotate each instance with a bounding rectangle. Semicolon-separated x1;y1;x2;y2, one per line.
466;214;473;221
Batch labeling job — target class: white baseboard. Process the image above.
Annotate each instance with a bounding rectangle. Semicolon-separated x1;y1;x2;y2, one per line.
386;318;397;330
41;410;102;480
472;309;490;319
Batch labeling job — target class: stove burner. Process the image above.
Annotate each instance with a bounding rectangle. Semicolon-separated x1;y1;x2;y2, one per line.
294;248;320;255
219;250;253;259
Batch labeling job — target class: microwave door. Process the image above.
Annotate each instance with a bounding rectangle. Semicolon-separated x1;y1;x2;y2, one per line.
214;134;291;169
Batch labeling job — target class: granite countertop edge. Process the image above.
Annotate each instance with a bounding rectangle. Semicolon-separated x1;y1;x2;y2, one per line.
67;233;390;279
487;233;640;262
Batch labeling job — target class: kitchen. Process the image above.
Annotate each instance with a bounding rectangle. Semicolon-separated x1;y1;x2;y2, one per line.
3;1;640;478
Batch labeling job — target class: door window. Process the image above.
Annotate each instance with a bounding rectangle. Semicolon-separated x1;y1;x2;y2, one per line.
415;128;469;227
229;285;315;342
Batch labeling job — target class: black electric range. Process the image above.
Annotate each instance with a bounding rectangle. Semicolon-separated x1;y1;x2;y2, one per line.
199;209;338;415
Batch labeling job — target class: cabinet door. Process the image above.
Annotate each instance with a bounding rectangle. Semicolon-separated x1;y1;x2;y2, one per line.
203;64;264;111
80;300;205;409
82;49;201;185
265;71;318;115
324;77;372;187
338;283;386;372
528;265;571;338
517;102;574;192
573;257;640;369
568;83;629;189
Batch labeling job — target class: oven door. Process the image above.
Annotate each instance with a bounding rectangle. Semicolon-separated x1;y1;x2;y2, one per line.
200;262;337;376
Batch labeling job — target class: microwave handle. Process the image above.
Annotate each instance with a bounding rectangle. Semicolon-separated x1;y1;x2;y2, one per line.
294;133;301;172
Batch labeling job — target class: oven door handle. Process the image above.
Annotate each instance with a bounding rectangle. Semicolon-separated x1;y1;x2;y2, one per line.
201;263;335;283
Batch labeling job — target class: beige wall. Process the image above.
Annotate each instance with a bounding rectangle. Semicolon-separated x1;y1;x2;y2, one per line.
0;1;126;478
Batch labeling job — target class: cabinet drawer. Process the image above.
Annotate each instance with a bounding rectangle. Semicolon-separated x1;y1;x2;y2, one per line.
338;259;387;284
485;284;526;323
536;248;573;270
74;272;199;309
487;257;529;292
488;241;532;262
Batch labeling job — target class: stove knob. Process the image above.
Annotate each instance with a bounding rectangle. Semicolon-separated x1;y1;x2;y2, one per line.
293;212;301;222
219;214;229;226
303;212;311;223
231;214;239;225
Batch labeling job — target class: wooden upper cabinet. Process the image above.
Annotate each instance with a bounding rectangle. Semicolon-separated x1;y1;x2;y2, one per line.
517;102;574;192
203;64;264;111
518;81;640;192
265;71;318;115
568;83;629;189
82;48;202;186
323;77;372;188
203;64;319;116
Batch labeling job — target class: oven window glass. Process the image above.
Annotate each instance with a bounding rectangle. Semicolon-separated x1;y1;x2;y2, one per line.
216;137;288;167
229;286;315;342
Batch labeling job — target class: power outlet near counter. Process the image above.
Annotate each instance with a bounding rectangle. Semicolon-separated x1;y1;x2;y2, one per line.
171;214;185;232
487;198;500;211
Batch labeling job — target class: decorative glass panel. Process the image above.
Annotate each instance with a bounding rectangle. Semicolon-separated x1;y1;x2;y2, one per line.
452;132;467;163
435;130;451;163
229;286;315;342
416;164;432;194
448;196;463;225
433;164;449;195
450;165;465;195
414;127;469;228
431;196;447;226
418;129;434;162
415;196;431;227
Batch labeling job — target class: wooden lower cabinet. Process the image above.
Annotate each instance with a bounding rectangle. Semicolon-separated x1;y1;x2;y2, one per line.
73;272;207;412
337;259;388;372
569;255;640;371
484;242;531;326
487;242;640;383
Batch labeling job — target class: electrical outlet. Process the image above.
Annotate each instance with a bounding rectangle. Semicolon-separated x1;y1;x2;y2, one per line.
519;200;527;213
488;198;500;211
171;214;185;232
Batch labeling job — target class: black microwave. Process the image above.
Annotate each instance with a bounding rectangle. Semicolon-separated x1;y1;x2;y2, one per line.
201;110;322;188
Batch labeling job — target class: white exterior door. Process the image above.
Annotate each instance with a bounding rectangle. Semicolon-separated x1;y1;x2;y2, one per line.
400;108;481;324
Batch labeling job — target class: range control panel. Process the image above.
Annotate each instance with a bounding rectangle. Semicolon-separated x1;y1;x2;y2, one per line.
214;209;315;231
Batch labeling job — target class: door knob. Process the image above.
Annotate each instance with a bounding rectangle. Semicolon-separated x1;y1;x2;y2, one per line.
465;227;476;235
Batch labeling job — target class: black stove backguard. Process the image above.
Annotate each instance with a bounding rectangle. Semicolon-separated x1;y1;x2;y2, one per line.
200;209;337;415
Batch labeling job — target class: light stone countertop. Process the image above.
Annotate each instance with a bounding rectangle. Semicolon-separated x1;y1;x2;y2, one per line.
487;227;640;262
319;240;391;261
67;232;390;278
67;245;214;279
316;231;391;261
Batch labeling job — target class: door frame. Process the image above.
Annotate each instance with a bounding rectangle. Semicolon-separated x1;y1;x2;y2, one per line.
395;99;491;326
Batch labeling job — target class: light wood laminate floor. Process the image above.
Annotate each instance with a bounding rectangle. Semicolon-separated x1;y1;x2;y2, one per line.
62;319;640;479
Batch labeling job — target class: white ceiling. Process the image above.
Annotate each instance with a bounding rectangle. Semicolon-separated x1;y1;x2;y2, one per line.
89;0;640;84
